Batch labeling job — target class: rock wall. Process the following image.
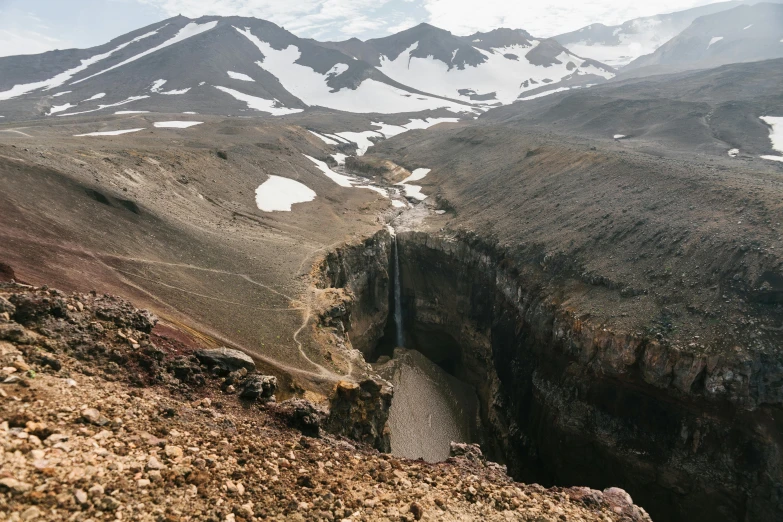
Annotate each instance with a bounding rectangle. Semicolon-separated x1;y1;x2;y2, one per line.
315;229;393;358
395;230;783;522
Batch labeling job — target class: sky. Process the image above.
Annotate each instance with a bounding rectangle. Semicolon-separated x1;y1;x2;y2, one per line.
0;0;732;57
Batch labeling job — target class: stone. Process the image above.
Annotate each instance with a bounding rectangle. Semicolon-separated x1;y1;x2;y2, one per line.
240;375;277;401
137;479;151;488
449;442;485;463
165;445;184;460
195;347;255;373
147;456;164;470
74;489;88;504
410;501;424;520
81;408;109;426
20;507;40;521
0;478;33;493
88;484;104;497
0;296;16;314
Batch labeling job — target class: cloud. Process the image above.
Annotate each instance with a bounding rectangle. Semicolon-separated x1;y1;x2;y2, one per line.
420;0;718;37
0;29;73;57
135;0;407;39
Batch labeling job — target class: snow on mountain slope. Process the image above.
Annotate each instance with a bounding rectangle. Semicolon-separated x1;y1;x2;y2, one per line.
0;15;615;121
337;24;614;107
236;27;473;114
377;39;611;105
0;28;163;101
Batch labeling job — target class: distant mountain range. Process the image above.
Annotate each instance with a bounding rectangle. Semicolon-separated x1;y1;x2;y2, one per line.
0;17;613;121
554;1;783;67
621;2;783;77
2;2;783;122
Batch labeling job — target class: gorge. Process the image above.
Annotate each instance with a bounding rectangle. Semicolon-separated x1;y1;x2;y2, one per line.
315;225;783;522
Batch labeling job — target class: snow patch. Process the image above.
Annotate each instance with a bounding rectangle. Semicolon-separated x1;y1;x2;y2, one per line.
115;110;149;114
707;36;723;49
47;103;76;116
150;80;167;93
52;91;71;97
214;86;303;115
370;117;460;138
614;134;627;140
303;155;353;187
153;121;203;129
743;24;753;30
74;128;145;137
84;93;106;101
56;95;150;117
255;175;316;212
728;148;739;158
331;153;347;165
761;116;783;153
334;131;383;156
74;22;218;85
403;168;431;183
228;71;255;82
518;87;570;101
391;199;407;208
761;155;783;163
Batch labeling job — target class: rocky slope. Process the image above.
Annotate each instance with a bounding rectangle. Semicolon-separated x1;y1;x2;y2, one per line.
0;281;652;521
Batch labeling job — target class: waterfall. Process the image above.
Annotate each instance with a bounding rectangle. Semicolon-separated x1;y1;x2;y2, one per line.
393;235;404;347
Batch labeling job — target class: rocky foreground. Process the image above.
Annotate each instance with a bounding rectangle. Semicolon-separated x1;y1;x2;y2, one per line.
0;282;651;521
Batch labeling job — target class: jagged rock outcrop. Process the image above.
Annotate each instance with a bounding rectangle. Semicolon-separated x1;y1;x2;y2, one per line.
325;379;393;452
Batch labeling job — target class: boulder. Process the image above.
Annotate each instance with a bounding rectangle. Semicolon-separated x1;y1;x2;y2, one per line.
195;347;255;373
449;442;485;463
240;375;277;401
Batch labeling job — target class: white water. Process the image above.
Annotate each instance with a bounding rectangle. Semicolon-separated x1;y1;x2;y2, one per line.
394;237;404;348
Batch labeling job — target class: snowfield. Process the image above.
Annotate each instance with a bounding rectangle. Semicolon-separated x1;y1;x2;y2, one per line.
377;41;612;105
236;27;474;114
760;116;783;163
255;175;316;212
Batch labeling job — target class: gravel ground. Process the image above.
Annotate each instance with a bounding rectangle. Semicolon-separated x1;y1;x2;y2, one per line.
0;282;651;521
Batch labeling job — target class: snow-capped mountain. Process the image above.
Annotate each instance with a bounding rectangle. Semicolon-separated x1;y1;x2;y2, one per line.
0;17;615;122
622;3;783;76
325;24;614;106
553;1;779;68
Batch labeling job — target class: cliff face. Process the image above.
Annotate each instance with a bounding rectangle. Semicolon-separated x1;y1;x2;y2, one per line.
314;229;394;358
394;230;783;522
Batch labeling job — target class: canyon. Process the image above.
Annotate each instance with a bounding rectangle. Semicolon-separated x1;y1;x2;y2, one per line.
312;224;783;522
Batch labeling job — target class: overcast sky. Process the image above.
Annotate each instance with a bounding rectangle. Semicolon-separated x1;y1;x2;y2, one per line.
0;0;730;57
